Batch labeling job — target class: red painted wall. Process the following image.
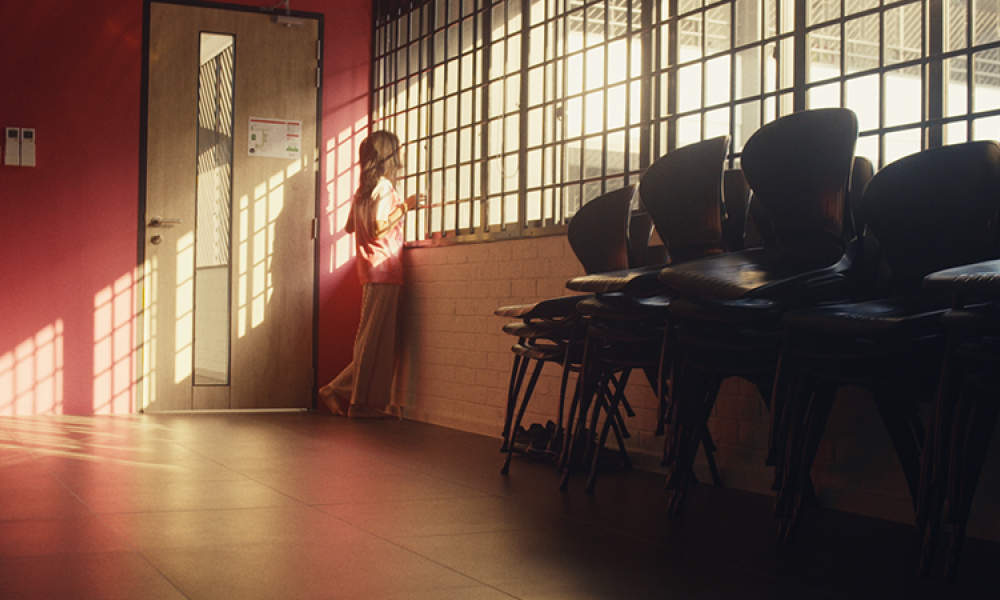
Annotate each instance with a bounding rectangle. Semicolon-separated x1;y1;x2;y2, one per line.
0;0;370;415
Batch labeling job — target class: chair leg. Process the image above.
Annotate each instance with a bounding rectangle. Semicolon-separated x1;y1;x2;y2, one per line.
666;371;721;515
944;387;1000;583
586;379;618;493
781;383;836;543
919;346;965;578
551;349;575;454
768;329;795;467
918;327;963;528
502;358;547;475
662;336;692;468
655;326;673;436
560;338;601;490
558;335;596;474
582;369;616;469
872;390;925;506
701;425;723;486
501;349;530;452
772;371;812;495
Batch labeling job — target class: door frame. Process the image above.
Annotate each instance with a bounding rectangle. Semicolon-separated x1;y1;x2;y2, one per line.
137;0;324;411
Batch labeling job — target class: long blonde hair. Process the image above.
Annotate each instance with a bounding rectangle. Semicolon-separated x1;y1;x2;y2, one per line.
356;131;402;205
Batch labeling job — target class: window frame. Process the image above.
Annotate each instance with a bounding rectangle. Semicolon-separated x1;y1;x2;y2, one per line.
371;0;1000;246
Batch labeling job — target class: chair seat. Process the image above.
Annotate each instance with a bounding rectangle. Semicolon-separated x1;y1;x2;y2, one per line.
494;294;591;319
941;305;1000;331
502;320;574;341
659;239;847;301
924;259;1000;295
576;293;671;321
782;296;949;336
566;266;667;296
511;341;565;362
668;296;781;324
587;319;663;344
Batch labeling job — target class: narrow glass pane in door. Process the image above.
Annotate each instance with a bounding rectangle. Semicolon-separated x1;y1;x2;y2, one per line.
194;33;235;386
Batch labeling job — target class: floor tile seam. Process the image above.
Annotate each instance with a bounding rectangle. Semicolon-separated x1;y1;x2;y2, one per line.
0;538;194;599
63;489;196;600
279;513;525;600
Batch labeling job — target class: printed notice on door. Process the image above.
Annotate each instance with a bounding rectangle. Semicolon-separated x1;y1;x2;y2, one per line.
247;117;301;159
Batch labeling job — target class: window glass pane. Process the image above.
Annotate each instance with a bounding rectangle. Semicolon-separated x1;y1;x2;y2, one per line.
946;56;969;118
807;81;841;108
808;0;841;27
973;114;1000;139
884;128;922;164
734;100;761;149
194;32;234;386
706;107;730;137
735;48;762;99
680;16;704;62
706;56;732;105
846;15;879;74
846;0;878;16
973;48;1000;111
884;66;922;127
883;3;922;67
845;74;880;131
583;92;604;134
680;0;702;15
809;24;841;83
607;130;626;176
947;0;969;52
735;0;762;44
974;0;1000;45
678;64;703;111
855;134;879;166
607;85;627;129
706;6;731;53
677;113;703;146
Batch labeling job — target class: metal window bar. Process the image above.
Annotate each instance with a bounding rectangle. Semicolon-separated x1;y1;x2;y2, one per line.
373;0;1000;243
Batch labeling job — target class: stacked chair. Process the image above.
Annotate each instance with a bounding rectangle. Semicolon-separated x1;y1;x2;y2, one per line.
495;185;645;474
919;257;1000;582
655;108;860;514
771;141;1000;543
561;135;732;492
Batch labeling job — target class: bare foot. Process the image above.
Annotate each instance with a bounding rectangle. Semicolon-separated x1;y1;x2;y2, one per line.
319;385;348;416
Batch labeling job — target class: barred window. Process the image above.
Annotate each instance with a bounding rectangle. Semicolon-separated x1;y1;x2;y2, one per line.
372;0;1000;243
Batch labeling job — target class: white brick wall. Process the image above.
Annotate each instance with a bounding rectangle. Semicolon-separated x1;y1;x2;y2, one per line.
396;236;1000;541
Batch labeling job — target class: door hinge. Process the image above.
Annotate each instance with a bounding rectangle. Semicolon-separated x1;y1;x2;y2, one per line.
316;67;321;89
311;218;319;240
316;40;322;60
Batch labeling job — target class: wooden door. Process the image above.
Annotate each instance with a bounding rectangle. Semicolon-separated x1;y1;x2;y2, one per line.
141;2;318;410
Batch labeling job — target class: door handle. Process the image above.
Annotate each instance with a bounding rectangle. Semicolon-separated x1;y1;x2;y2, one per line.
149;217;183;227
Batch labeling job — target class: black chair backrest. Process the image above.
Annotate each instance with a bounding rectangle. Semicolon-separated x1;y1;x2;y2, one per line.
861;140;1000;293
721;168;751;252
740;108;858;247
638;136;729;264
626;209;655;268
567;185;636;275
840;156;878;298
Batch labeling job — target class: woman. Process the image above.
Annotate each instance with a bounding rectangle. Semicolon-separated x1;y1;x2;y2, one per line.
320;131;419;418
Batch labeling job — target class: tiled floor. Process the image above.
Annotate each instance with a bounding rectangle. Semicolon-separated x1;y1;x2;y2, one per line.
1;412;998;600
